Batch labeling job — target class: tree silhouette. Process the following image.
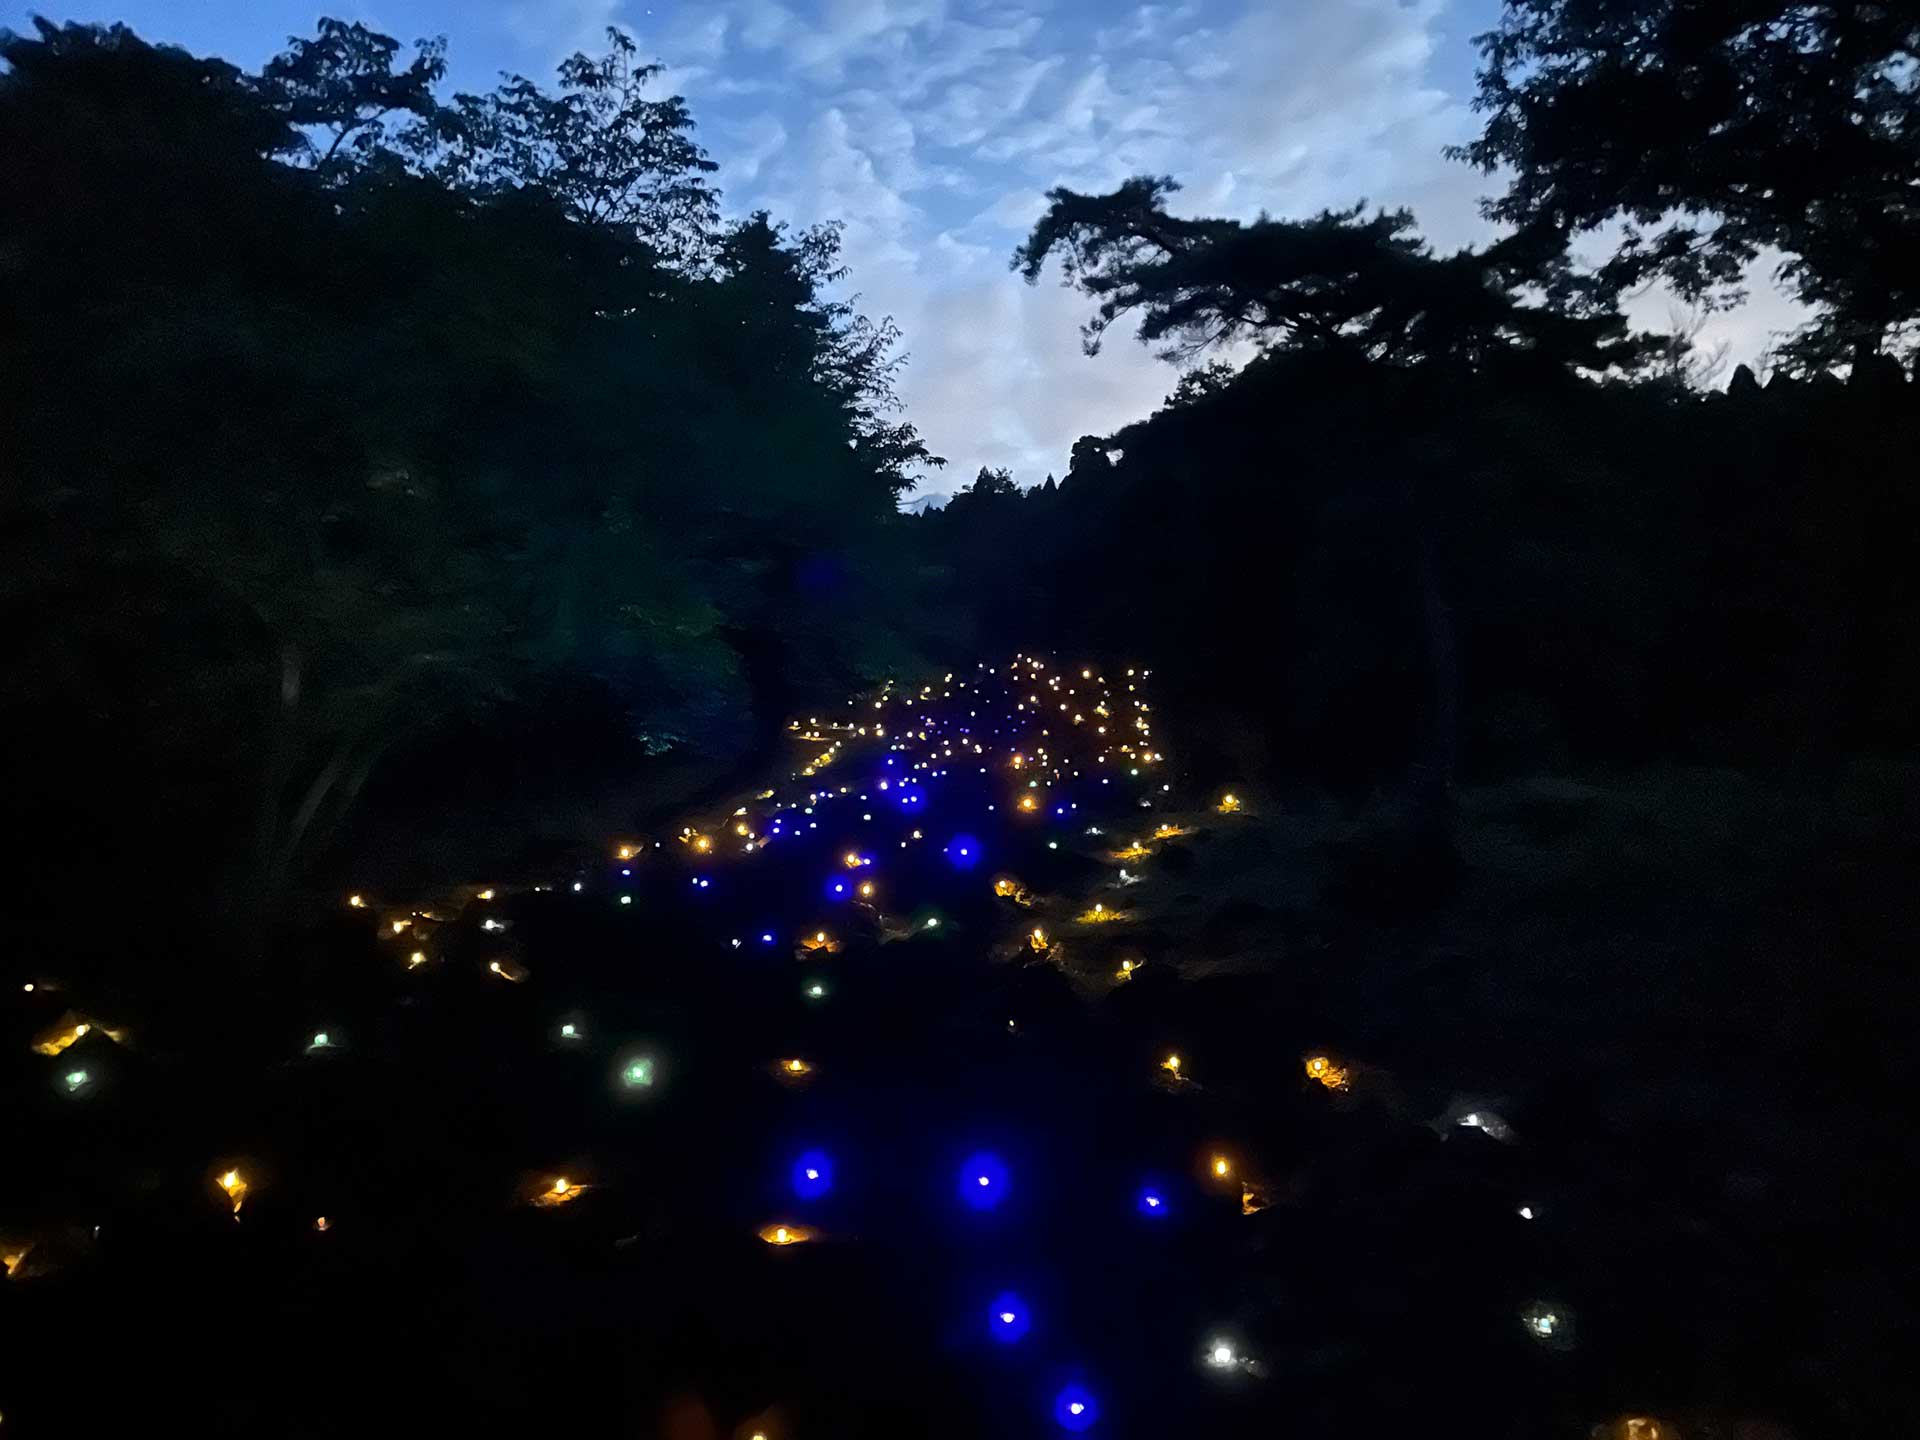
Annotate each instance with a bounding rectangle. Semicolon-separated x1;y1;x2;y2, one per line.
1013;175;1646;371
1454;0;1920;367
412;26;719;266
260;18;445;178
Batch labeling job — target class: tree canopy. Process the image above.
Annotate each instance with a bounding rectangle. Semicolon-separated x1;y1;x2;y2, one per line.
1013;175;1648;372
1;16;937;934
1453;0;1920;367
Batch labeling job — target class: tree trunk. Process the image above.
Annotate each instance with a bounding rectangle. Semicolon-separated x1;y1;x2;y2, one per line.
1408;476;1460;864
247;641;302;921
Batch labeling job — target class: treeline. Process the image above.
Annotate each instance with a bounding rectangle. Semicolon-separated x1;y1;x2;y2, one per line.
0;19;945;953
917;355;1920;786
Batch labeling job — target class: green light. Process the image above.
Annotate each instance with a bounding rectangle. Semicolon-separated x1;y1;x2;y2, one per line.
623;1058;654;1087
310;1032;330;1049
65;1069;88;1091
807;983;827;999
560;1023;577;1039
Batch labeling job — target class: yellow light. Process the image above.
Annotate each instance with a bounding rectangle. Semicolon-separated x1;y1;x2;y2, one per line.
215;1168;249;1216
477;889;495;900
1217;793;1242;814
314;1215;330;1232
347;894;365;908
1152;824;1191;841
784;1058;809;1074
993;877;1019;897
694;836;713;853
407;950;427;968
616;844;638;860
758;1222;814;1246
1112;842;1151;862
1018;795;1038;812
1028;927;1049;952
735;822;750;836
844;851;862;867
858;881;874;897
1305;1055;1350;1091
391;918;409;934
1162;1053;1181;1074
1212;1156;1231;1178
552;1178;570;1194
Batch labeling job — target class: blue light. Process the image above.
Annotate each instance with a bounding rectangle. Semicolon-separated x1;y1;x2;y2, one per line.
761;932;775;944
826;876;850;900
946;834;982;870
1137;1187;1170;1218
1053;1385;1099;1431
988;1291;1031;1344
792;1149;834;1200
959;1151;1009;1210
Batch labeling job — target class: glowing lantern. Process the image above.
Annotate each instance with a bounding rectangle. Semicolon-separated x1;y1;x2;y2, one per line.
1520;1301;1574;1349
1304;1054;1351;1091
534;1176;587;1207
1217;793;1242;814
215;1168;249;1217
782;1058;810;1075
758;1222;814;1246
32;1013;123;1056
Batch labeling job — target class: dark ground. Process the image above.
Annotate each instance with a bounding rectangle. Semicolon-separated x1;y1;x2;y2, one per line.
5;662;1915;1439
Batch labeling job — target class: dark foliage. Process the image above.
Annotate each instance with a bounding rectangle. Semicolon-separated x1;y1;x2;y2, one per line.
0;18;939;958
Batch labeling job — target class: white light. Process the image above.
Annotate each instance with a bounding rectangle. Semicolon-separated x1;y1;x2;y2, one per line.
805;1168;819;1180
1518;1205;1534;1220
1209;1342;1236;1368
1069;1403;1085;1416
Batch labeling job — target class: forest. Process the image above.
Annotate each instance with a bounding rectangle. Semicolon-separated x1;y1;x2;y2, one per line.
4;7;1918;1438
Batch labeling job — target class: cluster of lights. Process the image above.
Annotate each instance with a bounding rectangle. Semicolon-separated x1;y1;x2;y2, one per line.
19;653;1593;1434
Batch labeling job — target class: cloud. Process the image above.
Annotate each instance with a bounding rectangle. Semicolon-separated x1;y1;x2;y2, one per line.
657;0;1803;497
